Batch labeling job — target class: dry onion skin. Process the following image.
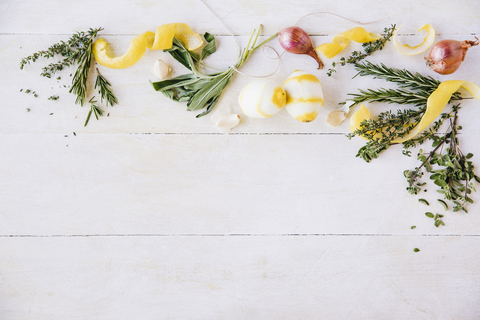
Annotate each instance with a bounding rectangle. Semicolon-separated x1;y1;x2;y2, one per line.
425;37;479;75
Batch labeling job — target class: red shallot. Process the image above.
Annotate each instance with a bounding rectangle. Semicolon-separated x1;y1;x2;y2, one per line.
278;26;324;69
425;37;479;75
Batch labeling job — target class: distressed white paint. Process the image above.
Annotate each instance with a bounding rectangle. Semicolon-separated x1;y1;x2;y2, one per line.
1;0;480;319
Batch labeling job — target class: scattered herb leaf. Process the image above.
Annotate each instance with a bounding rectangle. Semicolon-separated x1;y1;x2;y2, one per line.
419;199;429;206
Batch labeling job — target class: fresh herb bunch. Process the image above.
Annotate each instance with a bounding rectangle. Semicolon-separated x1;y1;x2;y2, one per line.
152;25;274;117
404;105;480;215
346;62;464;162
327;25;396;77
20;28;118;125
346;62;478;219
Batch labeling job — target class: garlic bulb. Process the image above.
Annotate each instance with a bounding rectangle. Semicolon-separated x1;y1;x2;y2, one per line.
153;60;171;79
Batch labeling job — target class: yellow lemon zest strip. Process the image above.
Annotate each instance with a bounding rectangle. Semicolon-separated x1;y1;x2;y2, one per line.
316;27;381;59
349;104;371;134
393;24;435;56
393;80;480;143
93;23;203;69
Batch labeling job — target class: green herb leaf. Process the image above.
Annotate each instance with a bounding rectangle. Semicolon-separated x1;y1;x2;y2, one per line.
418;199;429;206
200;32;217;61
425;212;434;218
413;248;420;252
437;199;448;211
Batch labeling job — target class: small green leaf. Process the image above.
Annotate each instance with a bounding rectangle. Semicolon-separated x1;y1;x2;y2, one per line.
413;248;420;252
411;226;416;229
418;199;429;206
437;199;448;211
434;179;448;187
200;32;217;61
425;212;434;218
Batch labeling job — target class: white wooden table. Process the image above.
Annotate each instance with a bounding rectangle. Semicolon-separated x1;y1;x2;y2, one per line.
1;0;480;318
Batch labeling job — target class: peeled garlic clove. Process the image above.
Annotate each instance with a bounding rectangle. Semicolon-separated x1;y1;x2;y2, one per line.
326;110;347;127
154;60;171;79
216;114;241;130
238;79;286;118
282;70;324;123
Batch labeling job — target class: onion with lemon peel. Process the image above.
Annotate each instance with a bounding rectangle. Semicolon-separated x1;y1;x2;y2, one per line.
316;27;381;59
238;79;286;118
93;23;203;69
392;24;435;56
283;70;324;123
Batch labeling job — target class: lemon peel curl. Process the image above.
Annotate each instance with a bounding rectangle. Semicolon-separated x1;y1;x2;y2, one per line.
349;81;480;143
316;27;381;59
93;23;203;69
393;24;435;56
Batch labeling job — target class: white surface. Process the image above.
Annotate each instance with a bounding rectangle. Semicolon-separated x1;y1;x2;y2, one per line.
1;0;480;319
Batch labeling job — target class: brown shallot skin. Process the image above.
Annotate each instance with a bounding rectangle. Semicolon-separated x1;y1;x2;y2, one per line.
278;26;324;69
425;37;479;75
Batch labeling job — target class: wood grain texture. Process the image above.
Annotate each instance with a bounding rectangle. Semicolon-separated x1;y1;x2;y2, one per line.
1;0;480;318
1;236;480;319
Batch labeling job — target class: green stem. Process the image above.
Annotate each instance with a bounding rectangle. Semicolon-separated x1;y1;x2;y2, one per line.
252;32;278;51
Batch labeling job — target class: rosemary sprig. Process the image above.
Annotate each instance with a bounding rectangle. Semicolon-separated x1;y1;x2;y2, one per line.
95;68;118;107
327;24;396;76
69;31;97;106
348;87;432;107
84;97;104;127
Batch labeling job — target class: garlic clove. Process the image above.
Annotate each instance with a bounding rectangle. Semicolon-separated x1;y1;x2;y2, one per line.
326;110;347;127
153;60;171;79
216;114;241;131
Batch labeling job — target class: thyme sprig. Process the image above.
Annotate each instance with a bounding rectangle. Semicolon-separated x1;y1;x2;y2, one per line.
327;25;396;76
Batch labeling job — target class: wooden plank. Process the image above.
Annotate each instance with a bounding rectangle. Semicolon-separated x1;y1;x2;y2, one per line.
1;0;479;35
1;133;479;235
1;235;479;319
